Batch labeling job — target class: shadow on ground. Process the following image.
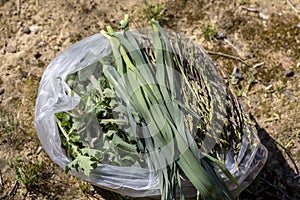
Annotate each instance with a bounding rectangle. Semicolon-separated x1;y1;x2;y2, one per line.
240;116;300;200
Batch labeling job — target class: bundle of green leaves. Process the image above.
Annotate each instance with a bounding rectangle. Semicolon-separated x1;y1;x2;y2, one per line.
55;15;253;199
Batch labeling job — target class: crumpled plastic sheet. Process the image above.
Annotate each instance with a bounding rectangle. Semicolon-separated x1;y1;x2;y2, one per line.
35;32;267;198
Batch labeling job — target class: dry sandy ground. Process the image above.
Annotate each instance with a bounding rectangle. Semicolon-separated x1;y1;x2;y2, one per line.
0;0;299;199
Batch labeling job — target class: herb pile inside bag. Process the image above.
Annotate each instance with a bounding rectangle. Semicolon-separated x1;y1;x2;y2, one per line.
48;15;268;199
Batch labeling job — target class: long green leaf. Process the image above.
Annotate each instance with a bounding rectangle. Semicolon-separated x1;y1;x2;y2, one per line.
100;18;236;200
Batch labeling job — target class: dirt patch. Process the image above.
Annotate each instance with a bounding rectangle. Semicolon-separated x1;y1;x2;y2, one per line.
0;0;299;199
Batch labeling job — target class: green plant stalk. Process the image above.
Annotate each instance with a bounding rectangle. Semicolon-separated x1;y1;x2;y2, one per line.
101;18;235;199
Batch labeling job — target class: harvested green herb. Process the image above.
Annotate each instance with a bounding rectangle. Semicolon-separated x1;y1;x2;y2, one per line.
55;60;146;175
55;15;257;199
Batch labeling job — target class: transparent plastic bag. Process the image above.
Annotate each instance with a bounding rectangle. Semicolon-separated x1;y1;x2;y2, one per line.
35;31;267;198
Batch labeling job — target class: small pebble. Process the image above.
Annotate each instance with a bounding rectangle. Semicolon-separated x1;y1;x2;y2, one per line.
232;67;244;80
265;84;273;91
0;89;4;95
38;41;47;47
232;66;238;74
36;146;43;155
297;24;300;29
34;52;42;59
54;45;60;51
22;27;31;34
30;25;39;34
215;32;227;40
285;70;294;77
284;92;293;101
259;12;269;20
233;72;244;80
6;44;17;53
